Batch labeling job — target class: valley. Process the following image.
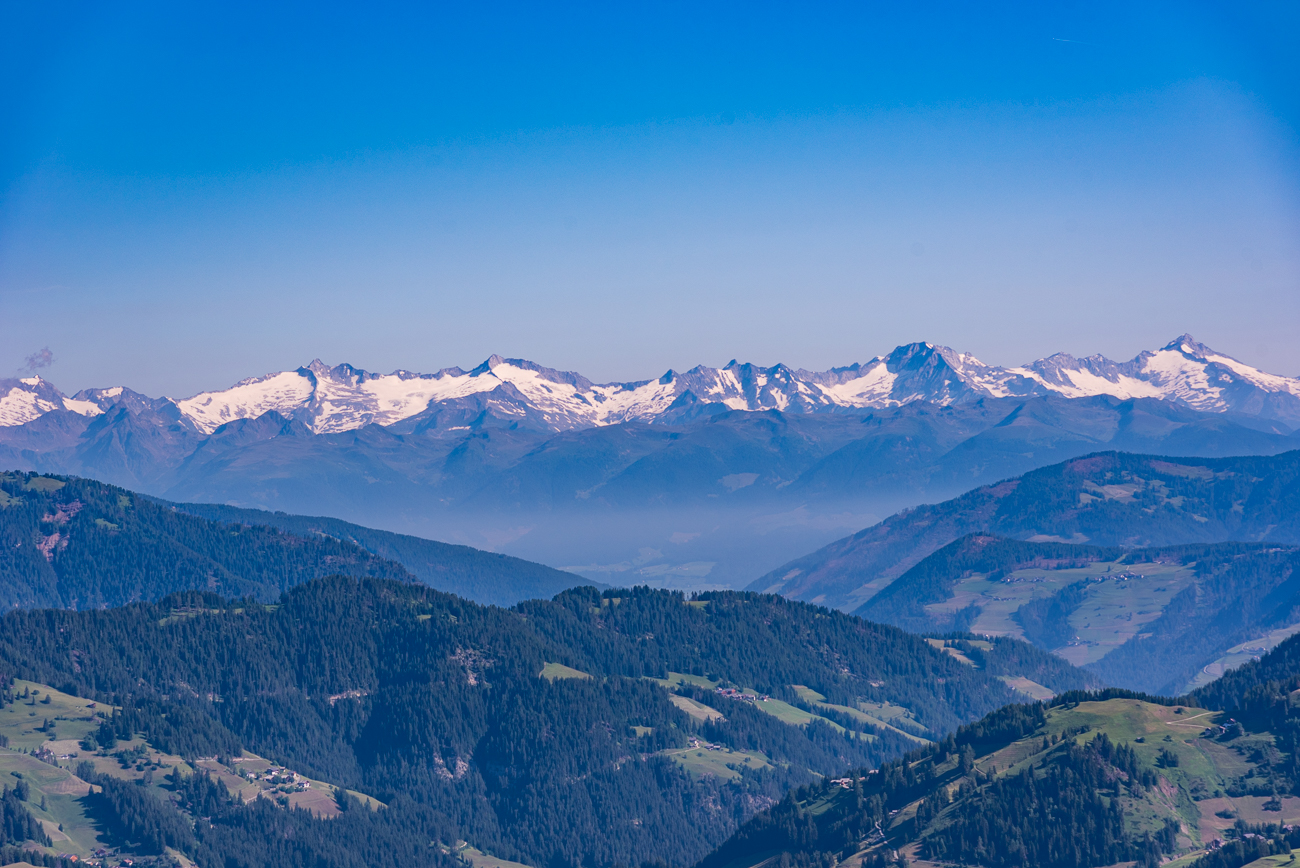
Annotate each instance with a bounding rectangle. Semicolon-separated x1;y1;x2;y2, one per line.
3;337;1298;592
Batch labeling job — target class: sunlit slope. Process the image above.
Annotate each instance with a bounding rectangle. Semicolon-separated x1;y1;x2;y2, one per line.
698;628;1300;868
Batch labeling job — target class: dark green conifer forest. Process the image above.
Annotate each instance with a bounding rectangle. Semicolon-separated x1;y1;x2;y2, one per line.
0;574;1040;868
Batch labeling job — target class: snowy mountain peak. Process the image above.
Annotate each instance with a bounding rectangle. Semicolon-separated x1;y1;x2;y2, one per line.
470;355;503;375
7;336;1300;435
1165;333;1210;357
0;376;102;426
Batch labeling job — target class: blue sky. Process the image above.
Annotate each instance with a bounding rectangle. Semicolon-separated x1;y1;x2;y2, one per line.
2;1;1298;395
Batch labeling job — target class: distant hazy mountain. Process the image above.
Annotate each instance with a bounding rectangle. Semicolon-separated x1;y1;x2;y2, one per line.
4;335;1299;434
753;451;1300;611
168;498;598;606
0;471;589;608
1;336;1297;591
845;533;1300;695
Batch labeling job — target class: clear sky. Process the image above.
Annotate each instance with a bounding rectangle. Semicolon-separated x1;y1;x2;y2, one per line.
2;1;1298;396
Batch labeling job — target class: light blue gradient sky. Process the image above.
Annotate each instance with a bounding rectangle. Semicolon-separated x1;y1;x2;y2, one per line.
2;2;1298;396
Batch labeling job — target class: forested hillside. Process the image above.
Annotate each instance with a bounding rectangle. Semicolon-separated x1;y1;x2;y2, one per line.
698;628;1300;868
0;472;587;609
0;472;411;609
0;578;1087;868
756;450;1300;610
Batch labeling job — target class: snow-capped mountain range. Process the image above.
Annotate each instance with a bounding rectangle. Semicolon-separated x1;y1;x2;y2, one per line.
4;335;1299;434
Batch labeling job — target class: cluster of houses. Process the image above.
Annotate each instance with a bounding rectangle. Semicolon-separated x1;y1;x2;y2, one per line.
829;772;878;789
1205;718;1244;740
686;736;725;752
1204;828;1295;852
32;744;60;766
714;687;769;702
53;847;138;867
239;763;312;791
55;850;171;867
998;570;1147;586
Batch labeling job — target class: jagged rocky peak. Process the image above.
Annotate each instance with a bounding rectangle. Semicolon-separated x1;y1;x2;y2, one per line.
1168;333;1210;356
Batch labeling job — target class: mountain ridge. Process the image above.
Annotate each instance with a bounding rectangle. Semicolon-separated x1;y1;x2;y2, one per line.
0;471;591;608
694;627;1300;868
4;396;1297;592
5;334;1299;436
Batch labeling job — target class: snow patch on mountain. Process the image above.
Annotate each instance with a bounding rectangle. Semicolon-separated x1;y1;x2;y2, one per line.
178;370;316;433
6;335;1299;434
0;377;103;426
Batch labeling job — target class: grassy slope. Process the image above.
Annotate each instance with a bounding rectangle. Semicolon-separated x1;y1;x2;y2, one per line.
700;693;1300;868
904;698;1300;866
856;533;1300;696
1;678;379;863
539;662;591;680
